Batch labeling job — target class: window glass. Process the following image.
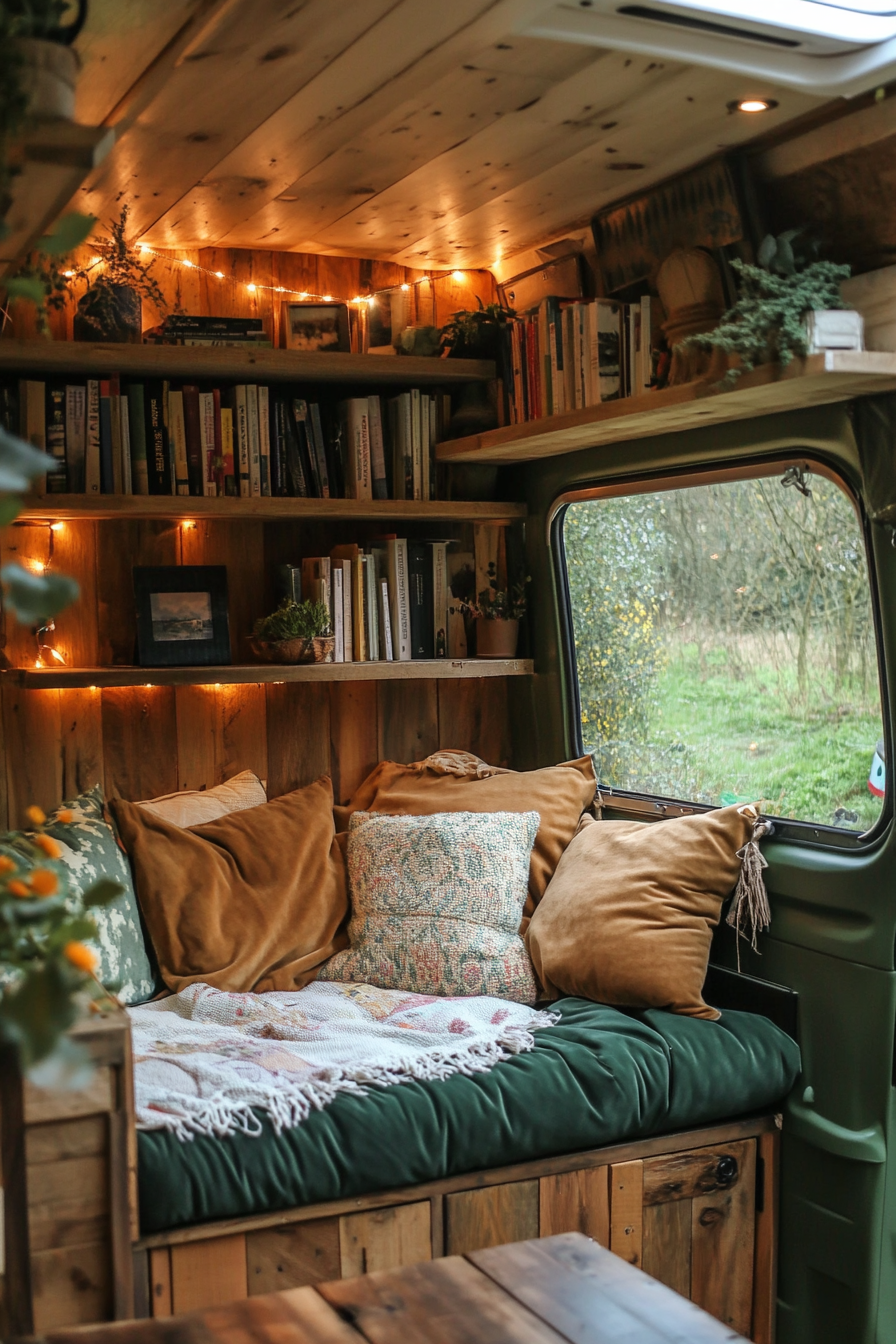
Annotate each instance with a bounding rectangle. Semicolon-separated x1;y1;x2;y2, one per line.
564;471;884;831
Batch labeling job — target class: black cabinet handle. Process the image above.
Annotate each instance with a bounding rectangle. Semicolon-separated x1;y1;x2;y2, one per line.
716;1154;738;1185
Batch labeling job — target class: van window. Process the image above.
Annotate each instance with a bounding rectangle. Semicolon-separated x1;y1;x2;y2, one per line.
563;470;885;832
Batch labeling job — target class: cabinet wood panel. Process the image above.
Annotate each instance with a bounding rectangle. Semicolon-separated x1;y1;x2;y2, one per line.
247;1218;341;1294
339;1203;432;1278
445;1180;539;1256
539;1167;610;1246
169;1234;248;1314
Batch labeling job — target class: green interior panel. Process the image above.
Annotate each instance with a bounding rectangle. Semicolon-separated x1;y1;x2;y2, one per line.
514;398;896;1344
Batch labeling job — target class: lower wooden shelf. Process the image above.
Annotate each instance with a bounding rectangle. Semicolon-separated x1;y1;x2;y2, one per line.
1;658;532;690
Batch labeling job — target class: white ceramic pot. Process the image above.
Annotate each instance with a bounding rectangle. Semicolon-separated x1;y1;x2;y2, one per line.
18;39;78;122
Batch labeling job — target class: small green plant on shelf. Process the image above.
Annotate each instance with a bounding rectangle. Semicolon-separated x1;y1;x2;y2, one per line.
462;567;530;621
2;210;96;334
0;805;123;1079
440;298;516;360
73;204;169;342
253;598;332;642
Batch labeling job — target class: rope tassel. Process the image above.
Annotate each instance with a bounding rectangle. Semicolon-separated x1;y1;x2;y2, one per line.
727;812;774;970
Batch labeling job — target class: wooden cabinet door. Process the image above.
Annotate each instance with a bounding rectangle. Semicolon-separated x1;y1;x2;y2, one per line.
609;1139;757;1339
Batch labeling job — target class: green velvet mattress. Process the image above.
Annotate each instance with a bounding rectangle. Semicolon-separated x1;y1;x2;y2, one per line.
137;998;800;1235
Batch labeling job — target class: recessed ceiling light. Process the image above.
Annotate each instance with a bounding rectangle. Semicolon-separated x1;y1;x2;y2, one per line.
729;98;778;113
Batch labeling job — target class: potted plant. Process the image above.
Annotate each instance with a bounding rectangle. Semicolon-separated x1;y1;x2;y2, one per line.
678;232;852;387
250;598;334;665
462;568;530;659
73;204;169;343
0;0;86;228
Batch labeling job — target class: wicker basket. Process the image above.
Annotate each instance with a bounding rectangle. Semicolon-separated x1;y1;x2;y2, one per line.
249;636;335;665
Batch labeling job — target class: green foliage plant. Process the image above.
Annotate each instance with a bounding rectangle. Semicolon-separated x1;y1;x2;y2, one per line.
253;598;331;642
440;298;515;358
74;204;168;337
679;231;851;387
0;805;123;1079
2;210;96;333
461;561;530;621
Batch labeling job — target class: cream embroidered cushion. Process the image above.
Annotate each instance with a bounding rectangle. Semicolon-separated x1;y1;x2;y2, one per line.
136;770;267;828
319;810;539;1004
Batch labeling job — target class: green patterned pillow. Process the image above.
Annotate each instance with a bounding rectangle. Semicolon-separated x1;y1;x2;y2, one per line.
1;785;155;1004
319;809;539;1003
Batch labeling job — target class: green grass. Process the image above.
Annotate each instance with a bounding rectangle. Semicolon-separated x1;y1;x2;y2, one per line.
589;640;884;832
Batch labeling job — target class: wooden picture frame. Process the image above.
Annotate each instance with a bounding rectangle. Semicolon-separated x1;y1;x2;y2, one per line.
282;302;350;353
134;565;231;667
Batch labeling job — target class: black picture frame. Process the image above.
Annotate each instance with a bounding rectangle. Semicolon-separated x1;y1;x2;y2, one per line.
282;301;351;353
133;566;231;667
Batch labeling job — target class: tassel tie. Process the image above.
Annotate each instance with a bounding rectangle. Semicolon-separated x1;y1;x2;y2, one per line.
727;812;774;970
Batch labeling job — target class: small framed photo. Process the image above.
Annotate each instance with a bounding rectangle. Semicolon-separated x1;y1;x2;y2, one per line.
283;301;350;353
134;566;231;667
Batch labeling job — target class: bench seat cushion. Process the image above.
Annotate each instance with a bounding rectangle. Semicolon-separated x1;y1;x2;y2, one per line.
137;998;799;1235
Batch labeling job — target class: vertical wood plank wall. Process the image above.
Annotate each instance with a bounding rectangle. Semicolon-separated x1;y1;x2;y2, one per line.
0;518;515;826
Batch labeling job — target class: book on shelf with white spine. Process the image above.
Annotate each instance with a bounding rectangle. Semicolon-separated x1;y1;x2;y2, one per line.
363;554;380;661
380;579;394;660
167;391;189;496
85;380;100;494
234;386;250;497
341;559;353;662
332;565;344;662
387;537;411;660
199;391;217;497
246;384;261;496
64;384;86;494
258;385;271;496
432;540;449;658
368;396;388;500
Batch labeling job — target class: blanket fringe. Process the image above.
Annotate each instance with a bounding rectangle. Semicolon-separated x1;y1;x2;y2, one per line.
135;1016;559;1140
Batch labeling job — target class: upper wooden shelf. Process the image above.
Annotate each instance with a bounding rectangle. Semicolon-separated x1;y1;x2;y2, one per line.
19;494;525;522
0;339;494;386
0;125;115;280
1;659;532;690
435;352;896;463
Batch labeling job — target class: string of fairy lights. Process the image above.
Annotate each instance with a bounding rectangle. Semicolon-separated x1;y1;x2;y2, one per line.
62;243;473;313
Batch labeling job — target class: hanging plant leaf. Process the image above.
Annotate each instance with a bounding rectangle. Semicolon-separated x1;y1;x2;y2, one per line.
0;424;54;492
1;563;79;622
39;211;96;257
3;275;47;307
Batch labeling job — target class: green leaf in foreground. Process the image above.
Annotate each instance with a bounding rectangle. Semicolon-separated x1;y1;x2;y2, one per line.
39;212;96;257
1;563;79;622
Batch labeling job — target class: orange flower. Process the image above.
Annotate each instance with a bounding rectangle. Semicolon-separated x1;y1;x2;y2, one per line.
33;833;61;860
56;810;74;824
28;869;58;896
25;806;46;827
64;942;97;974
7;880;30;898
0;856;16;874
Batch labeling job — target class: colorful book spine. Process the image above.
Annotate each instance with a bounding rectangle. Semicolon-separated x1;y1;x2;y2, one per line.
199;390;217;496
234;386;250;497
64;385;86;494
85;380;101;494
146;382;169;495
368;396;387;500
246;384;261;496
432;540;449;658
220;406;235;495
167;390;189;496
181;385;203;496
45;384;67;493
98;380;113;493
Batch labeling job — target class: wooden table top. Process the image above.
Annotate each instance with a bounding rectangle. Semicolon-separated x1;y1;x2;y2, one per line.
42;1233;748;1344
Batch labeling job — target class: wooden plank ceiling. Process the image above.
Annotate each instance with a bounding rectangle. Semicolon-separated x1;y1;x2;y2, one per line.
71;0;827;269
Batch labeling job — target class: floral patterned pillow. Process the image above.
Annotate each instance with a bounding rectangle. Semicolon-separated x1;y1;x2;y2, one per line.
318;810;539;1004
1;785;155;1004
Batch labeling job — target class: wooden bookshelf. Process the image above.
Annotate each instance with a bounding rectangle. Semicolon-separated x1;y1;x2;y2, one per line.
1;659;532;690
19;495;526;522
0;339;493;386
0;125;115;279
435;352;896;464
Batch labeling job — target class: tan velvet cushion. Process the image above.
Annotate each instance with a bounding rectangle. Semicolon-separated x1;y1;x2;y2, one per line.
526;805;756;1020
335;753;597;924
112;776;348;994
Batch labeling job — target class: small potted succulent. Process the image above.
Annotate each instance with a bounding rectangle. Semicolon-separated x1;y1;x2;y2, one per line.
250;598;334;665
462;566;530;659
73;204;168;343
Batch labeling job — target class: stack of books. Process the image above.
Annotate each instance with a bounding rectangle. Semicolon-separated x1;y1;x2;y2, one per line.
506;294;655;424
143;316;273;348
6;377;450;499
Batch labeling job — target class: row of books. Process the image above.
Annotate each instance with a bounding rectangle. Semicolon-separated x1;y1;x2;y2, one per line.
143;315;273;349
8;379;450;500
507;295;654;424
282;541;467;663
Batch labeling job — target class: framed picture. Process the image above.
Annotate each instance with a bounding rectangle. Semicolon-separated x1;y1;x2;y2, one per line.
282;301;350;353
134;566;231;667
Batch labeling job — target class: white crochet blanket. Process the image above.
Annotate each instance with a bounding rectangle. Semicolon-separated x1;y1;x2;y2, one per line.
128;981;558;1141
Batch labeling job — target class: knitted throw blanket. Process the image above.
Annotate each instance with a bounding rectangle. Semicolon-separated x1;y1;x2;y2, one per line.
128;980;559;1141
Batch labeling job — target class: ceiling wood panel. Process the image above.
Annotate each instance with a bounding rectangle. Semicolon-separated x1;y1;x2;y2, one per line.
62;0;828;270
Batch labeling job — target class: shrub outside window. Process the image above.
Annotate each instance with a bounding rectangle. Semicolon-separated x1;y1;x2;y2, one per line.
562;467;885;833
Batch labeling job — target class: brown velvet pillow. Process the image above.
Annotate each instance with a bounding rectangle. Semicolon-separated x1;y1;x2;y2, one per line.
525;805;756;1019
112;776;348;994
335;753;597;927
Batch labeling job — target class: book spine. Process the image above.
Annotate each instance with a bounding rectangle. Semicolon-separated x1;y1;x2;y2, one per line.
258;385;271;496
364;554;379;661
220;406;235;495
410;388;422;500
199;391;217;496
597;300;621;402
235;386;250;496
64;385;86;493
246;384;261;496
85;380;101;494
211;388;223;495
45;385;67;493
99;381;113;493
352;557;366;661
309;402;331;499
108;374;123;494
401;393;414;499
368;396;388;499
182;385;203;496
146;383;169;494
407;541;434;659
342;559;354;662
167;390;189;496
640;295;652;391
120;394;132;495
428;395;436;501
332;564;344;662
432;541;448;658
126;385;149;495
294;400;319;496
380;579;394;661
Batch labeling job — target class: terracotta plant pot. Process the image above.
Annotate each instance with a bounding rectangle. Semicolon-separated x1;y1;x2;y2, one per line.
476;618;519;658
250;636;335;665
